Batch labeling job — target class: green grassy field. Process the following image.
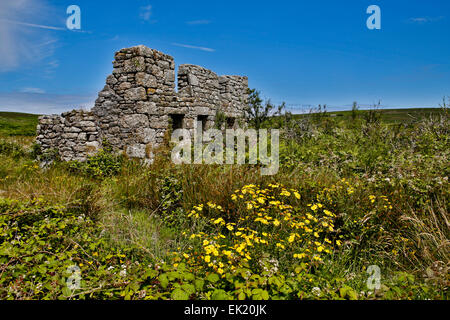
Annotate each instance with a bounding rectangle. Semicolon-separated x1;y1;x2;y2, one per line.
0;111;39;137
328;108;443;123
0;108;442;138
0;107;448;300
289;108;444;123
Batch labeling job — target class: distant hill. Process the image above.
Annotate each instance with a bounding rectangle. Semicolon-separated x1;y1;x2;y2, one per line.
0;108;445;137
291;108;444;123
0;111;40;136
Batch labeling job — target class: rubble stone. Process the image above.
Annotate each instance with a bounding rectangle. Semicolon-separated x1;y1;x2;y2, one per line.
36;45;248;162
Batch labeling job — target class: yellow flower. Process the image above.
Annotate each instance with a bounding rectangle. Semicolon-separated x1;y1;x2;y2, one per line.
324;210;333;217
294;192;301;200
223;250;232;257
213;218;225;225
273;219;280;226
255;217;269;225
288;234;297;243
256;197;265;204
204;255;211;263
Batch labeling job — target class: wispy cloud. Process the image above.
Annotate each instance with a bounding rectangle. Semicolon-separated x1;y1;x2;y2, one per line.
186;20;211;25
0;18;66;31
0;0;61;72
172;43;215;52
139;5;154;22
20;87;46;94
407;16;444;24
0;91;97;115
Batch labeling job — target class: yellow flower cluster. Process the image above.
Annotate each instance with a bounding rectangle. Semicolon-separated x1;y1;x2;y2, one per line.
181;184;341;276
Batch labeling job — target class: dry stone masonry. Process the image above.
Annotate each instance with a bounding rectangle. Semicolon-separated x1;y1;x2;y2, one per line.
36;45;249;162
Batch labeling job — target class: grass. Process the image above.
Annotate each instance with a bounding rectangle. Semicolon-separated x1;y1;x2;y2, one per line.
0;107;448;300
290;108;444;123
0;111;39;137
332;108;443;123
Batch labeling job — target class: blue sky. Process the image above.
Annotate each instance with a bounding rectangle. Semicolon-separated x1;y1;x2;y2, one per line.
0;0;449;114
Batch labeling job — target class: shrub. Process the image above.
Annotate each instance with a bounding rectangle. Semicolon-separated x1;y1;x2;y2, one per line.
0;141;26;158
68;148;123;178
180;184;339;276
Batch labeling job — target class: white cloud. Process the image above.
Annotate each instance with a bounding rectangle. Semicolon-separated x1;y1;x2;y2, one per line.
0;18;66;31
20;87;46;94
139;5;153;21
0;0;62;72
408;16;444;24
172;43;215;52
186;20;212;25
0;92;97;115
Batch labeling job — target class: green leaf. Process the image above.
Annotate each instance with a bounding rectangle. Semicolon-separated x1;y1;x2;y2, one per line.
194;279;205;291
158;274;169;289
181;284;195;296
171;288;189;300
183;272;195;281
339;286;358;300
212;289;231;300
61;286;72;297
207;273;220;283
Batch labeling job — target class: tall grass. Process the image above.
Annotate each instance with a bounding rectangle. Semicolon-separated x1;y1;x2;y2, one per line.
0;107;448;297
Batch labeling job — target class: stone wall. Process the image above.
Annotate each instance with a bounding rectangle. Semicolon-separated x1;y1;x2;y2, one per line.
36;45;248;162
219;75;249;117
36;110;100;161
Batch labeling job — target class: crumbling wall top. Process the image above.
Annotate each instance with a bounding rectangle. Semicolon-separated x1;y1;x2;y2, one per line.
36;45;249;163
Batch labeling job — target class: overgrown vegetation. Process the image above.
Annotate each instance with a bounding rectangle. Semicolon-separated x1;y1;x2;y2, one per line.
0;103;448;300
0;112;39;137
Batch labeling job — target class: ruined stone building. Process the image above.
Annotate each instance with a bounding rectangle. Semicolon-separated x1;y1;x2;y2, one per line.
36;45;249;162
